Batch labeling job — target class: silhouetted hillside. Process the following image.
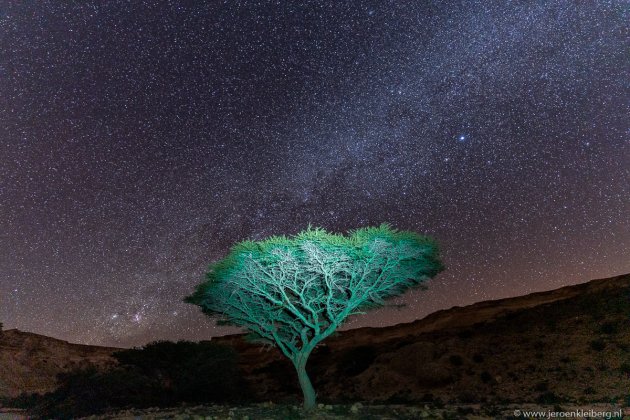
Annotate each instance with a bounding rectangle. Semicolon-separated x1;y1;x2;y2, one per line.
213;273;630;405
2;273;629;412
0;329;117;398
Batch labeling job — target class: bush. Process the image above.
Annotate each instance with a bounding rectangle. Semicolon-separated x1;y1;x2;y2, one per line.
24;340;249;418
32;367;161;418
4;392;40;409
113;340;246;403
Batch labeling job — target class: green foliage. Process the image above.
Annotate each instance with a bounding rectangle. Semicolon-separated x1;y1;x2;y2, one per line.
185;224;443;409
186;224;442;355
18;341;248;418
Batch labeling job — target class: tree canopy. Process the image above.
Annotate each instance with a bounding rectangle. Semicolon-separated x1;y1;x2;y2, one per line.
185;224;444;409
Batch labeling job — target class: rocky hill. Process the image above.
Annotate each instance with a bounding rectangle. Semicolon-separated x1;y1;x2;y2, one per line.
1;273;629;405
0;329;118;398
214;273;630;405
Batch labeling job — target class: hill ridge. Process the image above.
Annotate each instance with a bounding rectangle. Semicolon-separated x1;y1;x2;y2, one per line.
1;272;629;403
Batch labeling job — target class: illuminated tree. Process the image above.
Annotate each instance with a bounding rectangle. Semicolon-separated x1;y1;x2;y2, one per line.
185;224;443;410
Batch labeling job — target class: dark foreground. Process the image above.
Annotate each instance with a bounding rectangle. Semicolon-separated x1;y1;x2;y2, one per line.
4;402;628;420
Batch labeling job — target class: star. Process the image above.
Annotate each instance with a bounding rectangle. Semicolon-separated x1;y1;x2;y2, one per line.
0;1;627;347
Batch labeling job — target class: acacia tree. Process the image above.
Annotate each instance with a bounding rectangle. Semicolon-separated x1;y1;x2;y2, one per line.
185;224;443;410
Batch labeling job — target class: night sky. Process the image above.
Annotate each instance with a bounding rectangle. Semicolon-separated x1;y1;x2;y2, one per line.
1;1;628;348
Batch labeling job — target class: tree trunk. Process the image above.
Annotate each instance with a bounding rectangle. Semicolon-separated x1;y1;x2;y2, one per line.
294;356;316;410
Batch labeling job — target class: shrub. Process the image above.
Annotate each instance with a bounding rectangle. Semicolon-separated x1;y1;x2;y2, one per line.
25;367;160;418
25;340;249;418
113;340;246;404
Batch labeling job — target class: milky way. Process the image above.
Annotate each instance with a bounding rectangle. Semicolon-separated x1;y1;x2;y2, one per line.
1;1;628;347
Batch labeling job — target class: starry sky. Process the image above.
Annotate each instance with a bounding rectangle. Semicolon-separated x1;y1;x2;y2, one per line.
1;1;629;348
